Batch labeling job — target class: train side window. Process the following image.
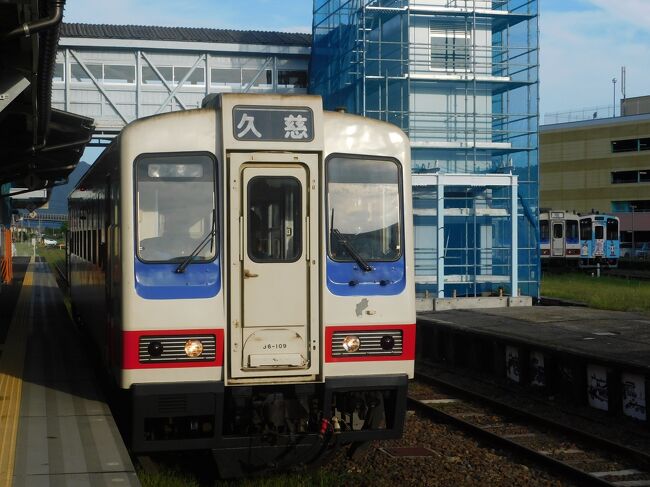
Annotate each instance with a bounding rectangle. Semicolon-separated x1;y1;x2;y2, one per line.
580;219;591;240
566;220;578;241
607;218;618;240
540;220;549;242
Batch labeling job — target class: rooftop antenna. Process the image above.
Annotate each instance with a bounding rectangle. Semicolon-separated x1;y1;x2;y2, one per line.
612;77;617;117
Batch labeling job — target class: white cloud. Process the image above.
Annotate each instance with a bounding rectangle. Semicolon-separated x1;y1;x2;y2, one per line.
585;0;650;32
539;6;650;118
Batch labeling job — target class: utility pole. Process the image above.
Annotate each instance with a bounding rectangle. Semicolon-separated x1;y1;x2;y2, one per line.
631;204;636;257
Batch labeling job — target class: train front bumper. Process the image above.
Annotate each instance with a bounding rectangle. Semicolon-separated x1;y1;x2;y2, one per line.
131;374;409;453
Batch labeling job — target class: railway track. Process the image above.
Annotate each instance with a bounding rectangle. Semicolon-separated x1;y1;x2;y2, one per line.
53;262;67;286
410;371;650;487
604;269;650;281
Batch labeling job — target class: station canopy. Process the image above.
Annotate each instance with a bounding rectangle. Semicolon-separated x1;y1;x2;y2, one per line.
0;0;94;201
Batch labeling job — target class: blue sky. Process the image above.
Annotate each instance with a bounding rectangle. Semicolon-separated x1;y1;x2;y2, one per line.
64;0;650;121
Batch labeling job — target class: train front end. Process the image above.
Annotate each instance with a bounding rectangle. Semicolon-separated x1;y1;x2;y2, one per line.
119;94;414;474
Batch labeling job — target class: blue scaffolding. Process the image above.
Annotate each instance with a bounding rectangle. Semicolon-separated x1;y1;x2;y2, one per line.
311;0;539;298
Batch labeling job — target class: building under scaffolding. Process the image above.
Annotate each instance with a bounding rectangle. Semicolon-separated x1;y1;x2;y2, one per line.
311;0;539;298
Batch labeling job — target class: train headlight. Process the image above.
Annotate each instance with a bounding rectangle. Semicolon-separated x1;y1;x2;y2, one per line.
184;339;204;358
380;335;395;350
148;341;164;357
342;335;360;353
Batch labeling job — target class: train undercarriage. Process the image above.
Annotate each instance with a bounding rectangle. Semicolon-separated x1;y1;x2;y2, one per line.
131;375;408;477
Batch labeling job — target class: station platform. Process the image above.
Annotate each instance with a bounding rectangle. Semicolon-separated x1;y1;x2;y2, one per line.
417;306;650;422
0;258;140;486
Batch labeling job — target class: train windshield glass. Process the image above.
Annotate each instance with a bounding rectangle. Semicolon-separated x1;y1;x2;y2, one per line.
136;154;216;263
540;220;549;243
607;218;618;240
566;220;579;242
580;219;592;240
327;156;401;262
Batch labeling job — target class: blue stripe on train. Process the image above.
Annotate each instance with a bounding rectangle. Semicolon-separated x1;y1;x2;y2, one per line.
134;260;220;299
326;256;406;296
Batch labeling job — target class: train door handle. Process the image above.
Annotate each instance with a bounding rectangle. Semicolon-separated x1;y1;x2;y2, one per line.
244;269;259;279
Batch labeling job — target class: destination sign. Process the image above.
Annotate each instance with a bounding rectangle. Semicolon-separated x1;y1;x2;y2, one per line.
232;106;314;142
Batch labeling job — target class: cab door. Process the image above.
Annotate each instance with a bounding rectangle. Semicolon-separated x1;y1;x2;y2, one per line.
228;153;319;380
594;223;605;256
552;222;564;257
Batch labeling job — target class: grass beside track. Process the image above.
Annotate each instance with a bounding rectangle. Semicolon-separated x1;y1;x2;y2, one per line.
542;273;650;314
37;246;65;275
13;242;65;276
138;467;360;487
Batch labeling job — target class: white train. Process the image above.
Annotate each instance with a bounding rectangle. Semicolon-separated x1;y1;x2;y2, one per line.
540;210;620;268
540;211;581;265
68;94;415;476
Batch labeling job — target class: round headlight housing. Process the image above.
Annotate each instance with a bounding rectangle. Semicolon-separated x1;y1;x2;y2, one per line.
148;340;164;357
342;335;361;353
380;335;395;350
184;339;204;358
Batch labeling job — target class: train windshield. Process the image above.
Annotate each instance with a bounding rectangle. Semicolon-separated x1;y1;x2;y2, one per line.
136;154;216;263
580;219;592;240
327;156;402;262
607;218;618;240
540;220;549;243
566;220;579;242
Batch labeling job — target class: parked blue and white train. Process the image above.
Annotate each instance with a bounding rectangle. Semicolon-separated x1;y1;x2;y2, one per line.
578;213;620;268
541;211;620;268
67;94;415;476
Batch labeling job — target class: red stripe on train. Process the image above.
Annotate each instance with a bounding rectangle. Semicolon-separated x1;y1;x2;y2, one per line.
122;329;224;369
325;324;416;363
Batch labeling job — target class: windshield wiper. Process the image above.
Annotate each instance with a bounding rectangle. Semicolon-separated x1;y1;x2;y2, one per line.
174;210;216;274
330;209;372;272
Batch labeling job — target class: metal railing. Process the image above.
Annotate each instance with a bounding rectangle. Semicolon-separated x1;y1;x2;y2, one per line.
543;105;615;125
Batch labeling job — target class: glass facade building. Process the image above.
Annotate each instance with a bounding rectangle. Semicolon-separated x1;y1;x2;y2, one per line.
311;0;539;298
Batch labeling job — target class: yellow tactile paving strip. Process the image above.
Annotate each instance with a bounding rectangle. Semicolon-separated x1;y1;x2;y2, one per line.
0;258;33;487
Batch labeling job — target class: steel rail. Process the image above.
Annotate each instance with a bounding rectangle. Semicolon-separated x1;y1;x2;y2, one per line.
415;368;650;467
407;395;617;487
53;262;68;287
412;368;650;487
